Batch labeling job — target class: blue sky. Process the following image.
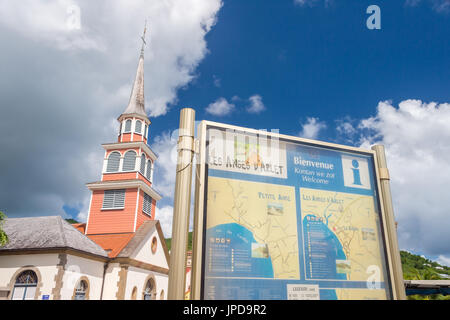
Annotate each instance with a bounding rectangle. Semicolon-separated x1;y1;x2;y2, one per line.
0;0;449;266
150;0;450;140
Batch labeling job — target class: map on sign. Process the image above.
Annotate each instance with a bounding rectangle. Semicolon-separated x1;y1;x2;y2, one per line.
206;177;299;279
202;126;392;300
301;188;385;283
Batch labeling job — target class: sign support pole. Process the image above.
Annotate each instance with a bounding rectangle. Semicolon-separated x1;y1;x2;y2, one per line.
372;144;406;300
168;108;195;300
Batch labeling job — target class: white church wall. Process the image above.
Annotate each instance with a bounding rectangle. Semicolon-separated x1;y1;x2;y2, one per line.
131;227;169;269
101;262;121;300
59;254;105;300
125;266;168;300
0;253;59;300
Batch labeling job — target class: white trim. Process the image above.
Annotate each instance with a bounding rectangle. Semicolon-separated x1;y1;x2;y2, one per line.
102;142;157;161
131;118;135;141
133;187;140;232
150;161;154;184
86;180;162;201
84;193;94;235
100;207;125;211
118;113;151;126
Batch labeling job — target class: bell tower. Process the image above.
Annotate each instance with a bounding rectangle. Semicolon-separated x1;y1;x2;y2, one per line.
84;24;162;236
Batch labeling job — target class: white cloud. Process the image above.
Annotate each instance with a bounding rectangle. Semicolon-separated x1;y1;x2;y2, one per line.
299;117;327;139
293;0;332;7
152;131;178;199
206;97;235;116
0;0;222;220
213;75;221;87
354;99;450;257
156;205;174;238
404;0;450;13
437;255;450;268
0;0;104;51
246;94;266;114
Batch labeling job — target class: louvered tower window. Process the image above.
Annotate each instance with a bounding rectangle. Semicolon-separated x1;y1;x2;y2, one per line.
143;193;152;216
140;154;146;175
146;160;152;181
102;189;125;209
123;150;137;171
135;120;142;134
124;119;132;132
106;152;121;172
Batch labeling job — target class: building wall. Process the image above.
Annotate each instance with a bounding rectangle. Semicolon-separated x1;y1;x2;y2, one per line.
0;253;60;300
87;188;139;235
0;253;108;300
132;227;169;270
135;190;154;231
101;262;121;300
125;266;168;300
59;254;105;300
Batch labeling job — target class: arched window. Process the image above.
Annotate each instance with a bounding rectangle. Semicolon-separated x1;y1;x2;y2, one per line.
146;160;152;181
140;154;146;175
143;278;156;300
135;120;142;134
11;270;37;300
144;125;148;139
122;150;137;171
74;280;88;300
124;119;132;132
106;152;121;173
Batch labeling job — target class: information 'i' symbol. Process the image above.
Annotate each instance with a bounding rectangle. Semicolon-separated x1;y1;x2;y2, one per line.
351;160;362;186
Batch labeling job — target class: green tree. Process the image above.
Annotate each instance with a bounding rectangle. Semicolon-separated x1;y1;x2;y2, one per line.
0;211;8;246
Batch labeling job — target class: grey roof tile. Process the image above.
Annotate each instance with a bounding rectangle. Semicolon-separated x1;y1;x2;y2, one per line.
0;216;108;258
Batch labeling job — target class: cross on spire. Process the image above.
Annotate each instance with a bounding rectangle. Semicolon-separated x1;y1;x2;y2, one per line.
140;20;148;57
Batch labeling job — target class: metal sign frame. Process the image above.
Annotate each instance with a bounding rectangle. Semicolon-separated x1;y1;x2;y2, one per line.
191;120;405;300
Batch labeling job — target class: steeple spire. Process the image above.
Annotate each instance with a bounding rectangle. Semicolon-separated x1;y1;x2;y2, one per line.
122;22;148;118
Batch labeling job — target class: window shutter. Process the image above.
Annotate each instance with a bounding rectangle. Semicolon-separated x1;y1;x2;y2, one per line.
143;193;152;215
140;154;146;175
146;160;152;180
123;151;136;171
125;120;132;132
114;190;125;208
103;189;125;209
106;152;121;172
135;120;142;134
103;190;115;209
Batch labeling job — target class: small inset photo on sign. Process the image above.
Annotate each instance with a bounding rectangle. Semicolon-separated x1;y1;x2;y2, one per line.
267;203;284;216
336;260;351;274
251;243;269;258
362;228;376;241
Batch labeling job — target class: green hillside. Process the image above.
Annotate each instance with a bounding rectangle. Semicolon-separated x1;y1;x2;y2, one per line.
400;250;450;300
165;231;193;252
401;250;450;280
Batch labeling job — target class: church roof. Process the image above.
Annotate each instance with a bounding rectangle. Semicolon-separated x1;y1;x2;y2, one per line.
87;220;170;263
87;233;135;258
0;216;108;258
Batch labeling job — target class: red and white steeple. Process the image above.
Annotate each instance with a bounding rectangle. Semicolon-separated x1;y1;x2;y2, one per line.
84;25;162;237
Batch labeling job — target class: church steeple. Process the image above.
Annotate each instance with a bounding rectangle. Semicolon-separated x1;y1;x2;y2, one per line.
85;22;161;237
122;24;147;118
118;23;151;144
